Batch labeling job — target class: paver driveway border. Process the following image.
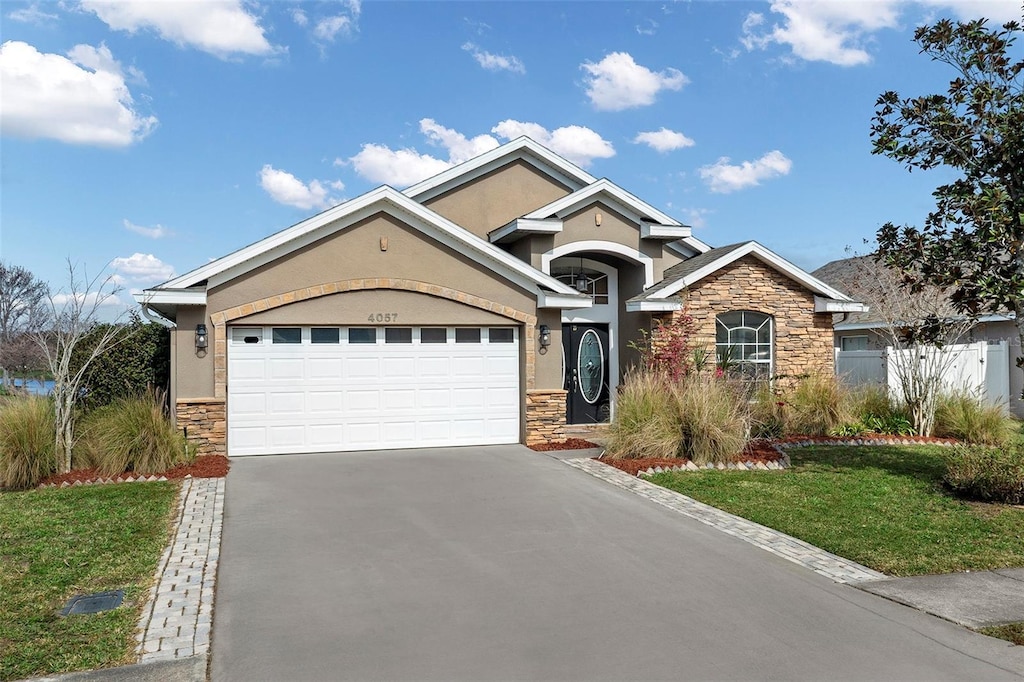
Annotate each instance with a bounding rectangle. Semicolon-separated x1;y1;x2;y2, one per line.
564;457;888;584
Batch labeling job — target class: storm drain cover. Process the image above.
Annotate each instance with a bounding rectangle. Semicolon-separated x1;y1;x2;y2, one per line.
60;590;124;616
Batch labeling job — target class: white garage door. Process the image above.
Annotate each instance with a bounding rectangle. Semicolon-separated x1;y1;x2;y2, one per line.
227;325;520;455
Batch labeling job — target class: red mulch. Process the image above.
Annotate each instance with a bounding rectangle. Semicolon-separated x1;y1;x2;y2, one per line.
602;439;783;476
38;455;229;487
528;438;600;452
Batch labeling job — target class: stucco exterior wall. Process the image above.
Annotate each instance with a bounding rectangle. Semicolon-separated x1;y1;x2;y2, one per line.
174;212;539;401
423;160;572;239
679;255;835;379
555;202;671;282
234;289;513;326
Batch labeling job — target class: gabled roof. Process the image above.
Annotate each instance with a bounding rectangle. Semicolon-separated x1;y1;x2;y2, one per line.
403;137;596;202
136;185;590;313
488;177;690;244
626;241;865;313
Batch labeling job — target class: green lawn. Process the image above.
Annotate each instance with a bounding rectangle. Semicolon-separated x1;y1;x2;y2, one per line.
648;445;1024;576
0;483;179;681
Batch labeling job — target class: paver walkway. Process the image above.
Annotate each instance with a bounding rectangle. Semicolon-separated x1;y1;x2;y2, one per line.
135;477;224;662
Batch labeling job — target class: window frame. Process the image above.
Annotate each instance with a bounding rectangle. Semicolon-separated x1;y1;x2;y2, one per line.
715;311;774;380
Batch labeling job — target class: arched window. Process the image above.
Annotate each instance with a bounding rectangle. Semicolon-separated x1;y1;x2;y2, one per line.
716;311;773;379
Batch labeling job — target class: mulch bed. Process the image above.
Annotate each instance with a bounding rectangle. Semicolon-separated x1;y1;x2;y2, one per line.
596;434;959;477
528;438;600;452
38;455;230;487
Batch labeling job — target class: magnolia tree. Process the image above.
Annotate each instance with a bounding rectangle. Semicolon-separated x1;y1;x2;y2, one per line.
872;16;1024;398
37;262;129;473
844;254;977;436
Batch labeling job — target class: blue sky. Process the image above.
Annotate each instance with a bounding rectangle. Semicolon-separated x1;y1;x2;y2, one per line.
2;0;1021;313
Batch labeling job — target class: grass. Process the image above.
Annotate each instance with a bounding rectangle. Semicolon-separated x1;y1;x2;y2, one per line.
0;396;57;490
978;622;1024;646
648;445;1024;576
0;483;179;681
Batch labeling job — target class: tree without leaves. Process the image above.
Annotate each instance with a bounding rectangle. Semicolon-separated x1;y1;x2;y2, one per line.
840;253;977;436
871;14;1024;395
0;261;50;382
36;261;130;473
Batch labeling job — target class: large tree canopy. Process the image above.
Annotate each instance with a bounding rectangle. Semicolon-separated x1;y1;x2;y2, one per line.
871;15;1024;381
0;261;50;377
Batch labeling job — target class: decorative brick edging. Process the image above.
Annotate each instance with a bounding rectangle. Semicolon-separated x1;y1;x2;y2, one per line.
565;457;887;584
135;477;224;662
38;474;170;488
637;457;790;477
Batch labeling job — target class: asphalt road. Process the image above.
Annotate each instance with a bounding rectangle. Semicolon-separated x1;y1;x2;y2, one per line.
210;445;1024;681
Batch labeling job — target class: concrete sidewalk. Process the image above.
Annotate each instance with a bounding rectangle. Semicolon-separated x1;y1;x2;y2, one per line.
859;568;1024;628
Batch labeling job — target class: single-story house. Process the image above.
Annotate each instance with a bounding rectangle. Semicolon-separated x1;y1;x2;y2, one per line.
813;255;1023;418
137;137;863;457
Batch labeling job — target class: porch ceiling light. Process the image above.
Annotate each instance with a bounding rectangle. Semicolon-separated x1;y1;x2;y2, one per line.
195;323;208;351
575;272;589;292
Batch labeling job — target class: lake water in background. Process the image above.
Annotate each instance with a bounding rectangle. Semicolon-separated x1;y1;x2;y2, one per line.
10;379;55;395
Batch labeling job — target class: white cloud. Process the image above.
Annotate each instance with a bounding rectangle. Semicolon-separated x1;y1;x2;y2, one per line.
581;52;687;111
7;4;58;24
348;118;616;187
636;19;658;36
292;8;309;27
741;0;901;66
123;219;170;239
633;128;695;153
461;42;526;74
491;120;616;167
79;0;278;58
110;252;176;284
348;144;452;187
699;150;792;193
420;118;500;163
259;165;342;210
308;0;361;45
0;41;157;147
51;291;123;307
916;0;1023;23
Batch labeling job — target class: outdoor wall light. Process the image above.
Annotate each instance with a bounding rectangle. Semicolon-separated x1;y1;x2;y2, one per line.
195;323;208;351
574;273;589;292
539;324;551;348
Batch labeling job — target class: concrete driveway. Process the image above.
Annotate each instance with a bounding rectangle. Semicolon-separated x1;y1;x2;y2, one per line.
210;445;1024;681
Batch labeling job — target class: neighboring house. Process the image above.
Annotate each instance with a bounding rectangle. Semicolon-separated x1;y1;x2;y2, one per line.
137;137;862;457
813;255;1022;418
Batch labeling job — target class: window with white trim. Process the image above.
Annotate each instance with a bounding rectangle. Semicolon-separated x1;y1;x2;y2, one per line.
716;311;773;379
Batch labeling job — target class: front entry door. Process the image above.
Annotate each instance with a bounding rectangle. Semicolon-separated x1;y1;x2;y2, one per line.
562;323;610;424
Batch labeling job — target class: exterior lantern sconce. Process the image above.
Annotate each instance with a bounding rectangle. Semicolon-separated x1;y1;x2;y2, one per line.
538;324;551;348
574;273;589;292
195;323;208;352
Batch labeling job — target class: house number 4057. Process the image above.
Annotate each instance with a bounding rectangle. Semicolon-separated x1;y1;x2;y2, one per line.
367;313;398;323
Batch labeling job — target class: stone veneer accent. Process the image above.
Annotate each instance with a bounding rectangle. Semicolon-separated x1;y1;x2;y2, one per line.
654;255;835;380
525;389;567;445
176;398;226;457
209;278;537;400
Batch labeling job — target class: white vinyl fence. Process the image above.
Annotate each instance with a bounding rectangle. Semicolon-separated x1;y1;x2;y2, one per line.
836;340;1010;409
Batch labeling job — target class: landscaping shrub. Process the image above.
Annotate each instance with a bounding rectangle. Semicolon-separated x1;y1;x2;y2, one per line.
934;392;1018;445
784;373;849;436
749;385;786;439
845;384;915;435
0;396;56;489
72;313;171;409
944;442;1024;505
674;375;749;464
76;390;190;476
605;371;682;460
606;371;750;463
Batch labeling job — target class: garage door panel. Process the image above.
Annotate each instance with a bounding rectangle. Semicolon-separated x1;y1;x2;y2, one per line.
270;392;305;414
308;391;343;412
308;358;343;379
269;358;304;380
231;358;267;381
346;357;379;379
229;325;519;455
